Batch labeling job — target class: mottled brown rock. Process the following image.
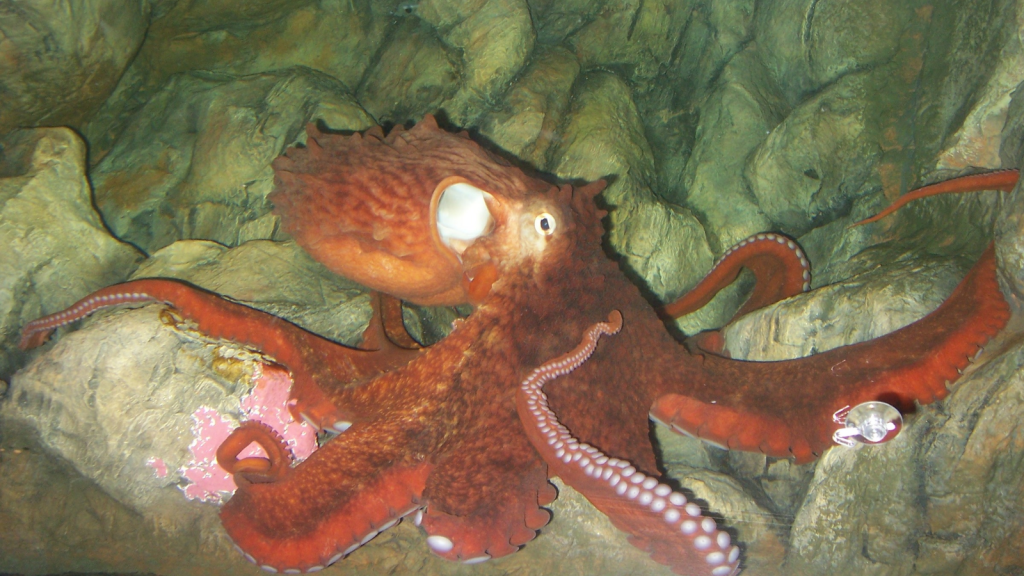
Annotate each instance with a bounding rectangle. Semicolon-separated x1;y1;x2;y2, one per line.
416;0;535;125
478;45;581;168
0;0;150;136
90;68;374;254
747;73;880;238
528;0;609;44
552;71;715;329
568;0;749;86
0;128;140;379
677;47;778;252
356;18;460;125
935;6;1024;173
995;79;1024;309
757;0;918;98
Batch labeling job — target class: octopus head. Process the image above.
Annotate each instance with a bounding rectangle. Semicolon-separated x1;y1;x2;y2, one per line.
271;115;604;306
430;174;584;301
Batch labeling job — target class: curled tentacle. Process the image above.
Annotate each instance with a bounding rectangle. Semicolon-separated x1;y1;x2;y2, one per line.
663;232;810;321
219;419;433;573
217;421;294;486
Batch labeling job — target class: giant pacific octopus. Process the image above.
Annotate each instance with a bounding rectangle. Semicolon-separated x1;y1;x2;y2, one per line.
19;115;1017;576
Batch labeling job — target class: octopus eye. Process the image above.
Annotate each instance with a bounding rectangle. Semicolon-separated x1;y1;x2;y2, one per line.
534;213;556;236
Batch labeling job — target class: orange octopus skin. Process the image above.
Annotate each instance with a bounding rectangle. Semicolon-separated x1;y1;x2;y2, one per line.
850;169;1019;227
19;118;1011;575
661;232;811;321
270;115;546;306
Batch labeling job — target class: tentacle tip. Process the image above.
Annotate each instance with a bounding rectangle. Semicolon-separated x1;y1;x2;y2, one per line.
18;329;51;350
607;310;623;332
217;420;295;482
848;216;878;229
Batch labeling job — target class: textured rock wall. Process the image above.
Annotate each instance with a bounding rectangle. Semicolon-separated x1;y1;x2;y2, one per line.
0;1;150;134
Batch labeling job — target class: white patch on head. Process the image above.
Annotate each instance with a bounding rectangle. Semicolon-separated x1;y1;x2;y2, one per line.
435;182;493;256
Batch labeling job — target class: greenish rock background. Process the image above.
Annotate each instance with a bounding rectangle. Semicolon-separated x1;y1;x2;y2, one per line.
1;0;1023;575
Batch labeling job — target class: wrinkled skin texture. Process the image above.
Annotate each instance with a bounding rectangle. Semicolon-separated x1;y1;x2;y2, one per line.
20;117;1011;575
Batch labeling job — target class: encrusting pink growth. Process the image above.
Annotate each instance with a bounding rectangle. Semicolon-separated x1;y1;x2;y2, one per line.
179;364;317;503
516;311;740;576
20;287;319;502
147;457;169;478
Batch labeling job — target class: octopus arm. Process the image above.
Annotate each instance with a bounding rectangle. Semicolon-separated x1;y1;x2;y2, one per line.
517;312;741;576
399;351;557;562
372;290;423;350
851;169;1019;227
652;243;1010;463
418;427;554;562
220;417;433;573
19;278;420;430
663;232;810;321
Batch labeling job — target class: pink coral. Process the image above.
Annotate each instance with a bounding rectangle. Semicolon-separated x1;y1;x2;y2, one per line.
179;364;318;503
